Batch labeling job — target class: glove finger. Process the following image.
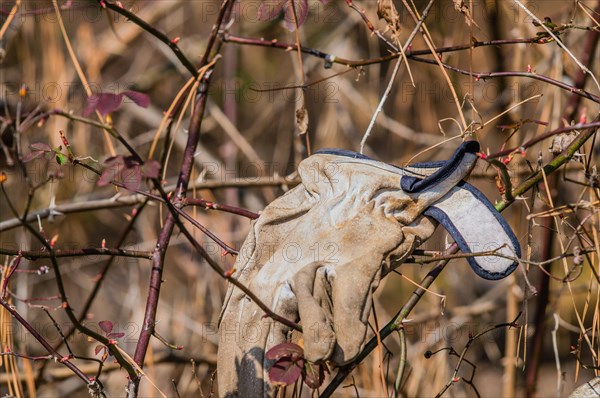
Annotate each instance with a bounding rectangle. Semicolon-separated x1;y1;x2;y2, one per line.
291;262;336;363
329;256;383;364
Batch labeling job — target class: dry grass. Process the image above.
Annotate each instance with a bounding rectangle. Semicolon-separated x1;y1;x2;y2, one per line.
1;0;599;396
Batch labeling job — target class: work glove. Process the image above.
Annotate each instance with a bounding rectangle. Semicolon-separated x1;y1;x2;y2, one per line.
217;141;520;397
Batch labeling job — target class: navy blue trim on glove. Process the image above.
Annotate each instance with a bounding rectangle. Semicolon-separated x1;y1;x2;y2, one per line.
400;141;479;193
424;181;521;280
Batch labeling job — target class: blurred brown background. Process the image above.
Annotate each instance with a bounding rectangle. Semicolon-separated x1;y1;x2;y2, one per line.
1;0;599;396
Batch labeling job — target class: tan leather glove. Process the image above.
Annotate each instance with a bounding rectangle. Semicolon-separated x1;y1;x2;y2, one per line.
217;142;520;397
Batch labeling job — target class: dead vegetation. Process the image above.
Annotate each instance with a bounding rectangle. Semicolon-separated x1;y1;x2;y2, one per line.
0;0;599;396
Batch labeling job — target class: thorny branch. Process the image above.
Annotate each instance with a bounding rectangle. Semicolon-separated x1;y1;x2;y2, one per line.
0;176;289;232
0;299;93;386
222;33;600;104
98;1;198;77
126;1;236;395
0;183;140;383
2;0;599;396
429;312;522;398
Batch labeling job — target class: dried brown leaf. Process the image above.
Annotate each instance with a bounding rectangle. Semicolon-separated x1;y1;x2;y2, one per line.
296;107;309;135
453;0;481;29
377;0;401;38
549;131;578;155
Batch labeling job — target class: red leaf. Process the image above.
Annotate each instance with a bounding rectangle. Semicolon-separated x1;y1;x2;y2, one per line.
30;142;52;152
122;164;142;191
107;332;125;339
123;90;150;108
258;0;286;21
83;93;122;116
84;90;150;116
97;157;123;187
98;320;113;334
83;95;100;117
97;156;150;190
266;342;304;361
141;160;161;179
83;93;123;116
22;150;45;163
258;0;310;30
122;156;140;169
269;357;304;386
94;345;104;356
282;0;309;31
95;93;124;116
97;168;116;186
303;362;326;389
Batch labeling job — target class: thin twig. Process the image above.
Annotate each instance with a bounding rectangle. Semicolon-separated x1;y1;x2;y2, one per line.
99;0;198;77
129;3;236;394
514;0;600;93
486;122;600;159
551;313;563;397
359;0;435;153
0;176;292;232
0;247;153;260
432;313;521;398
222;34;600;104
0;299;91;384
